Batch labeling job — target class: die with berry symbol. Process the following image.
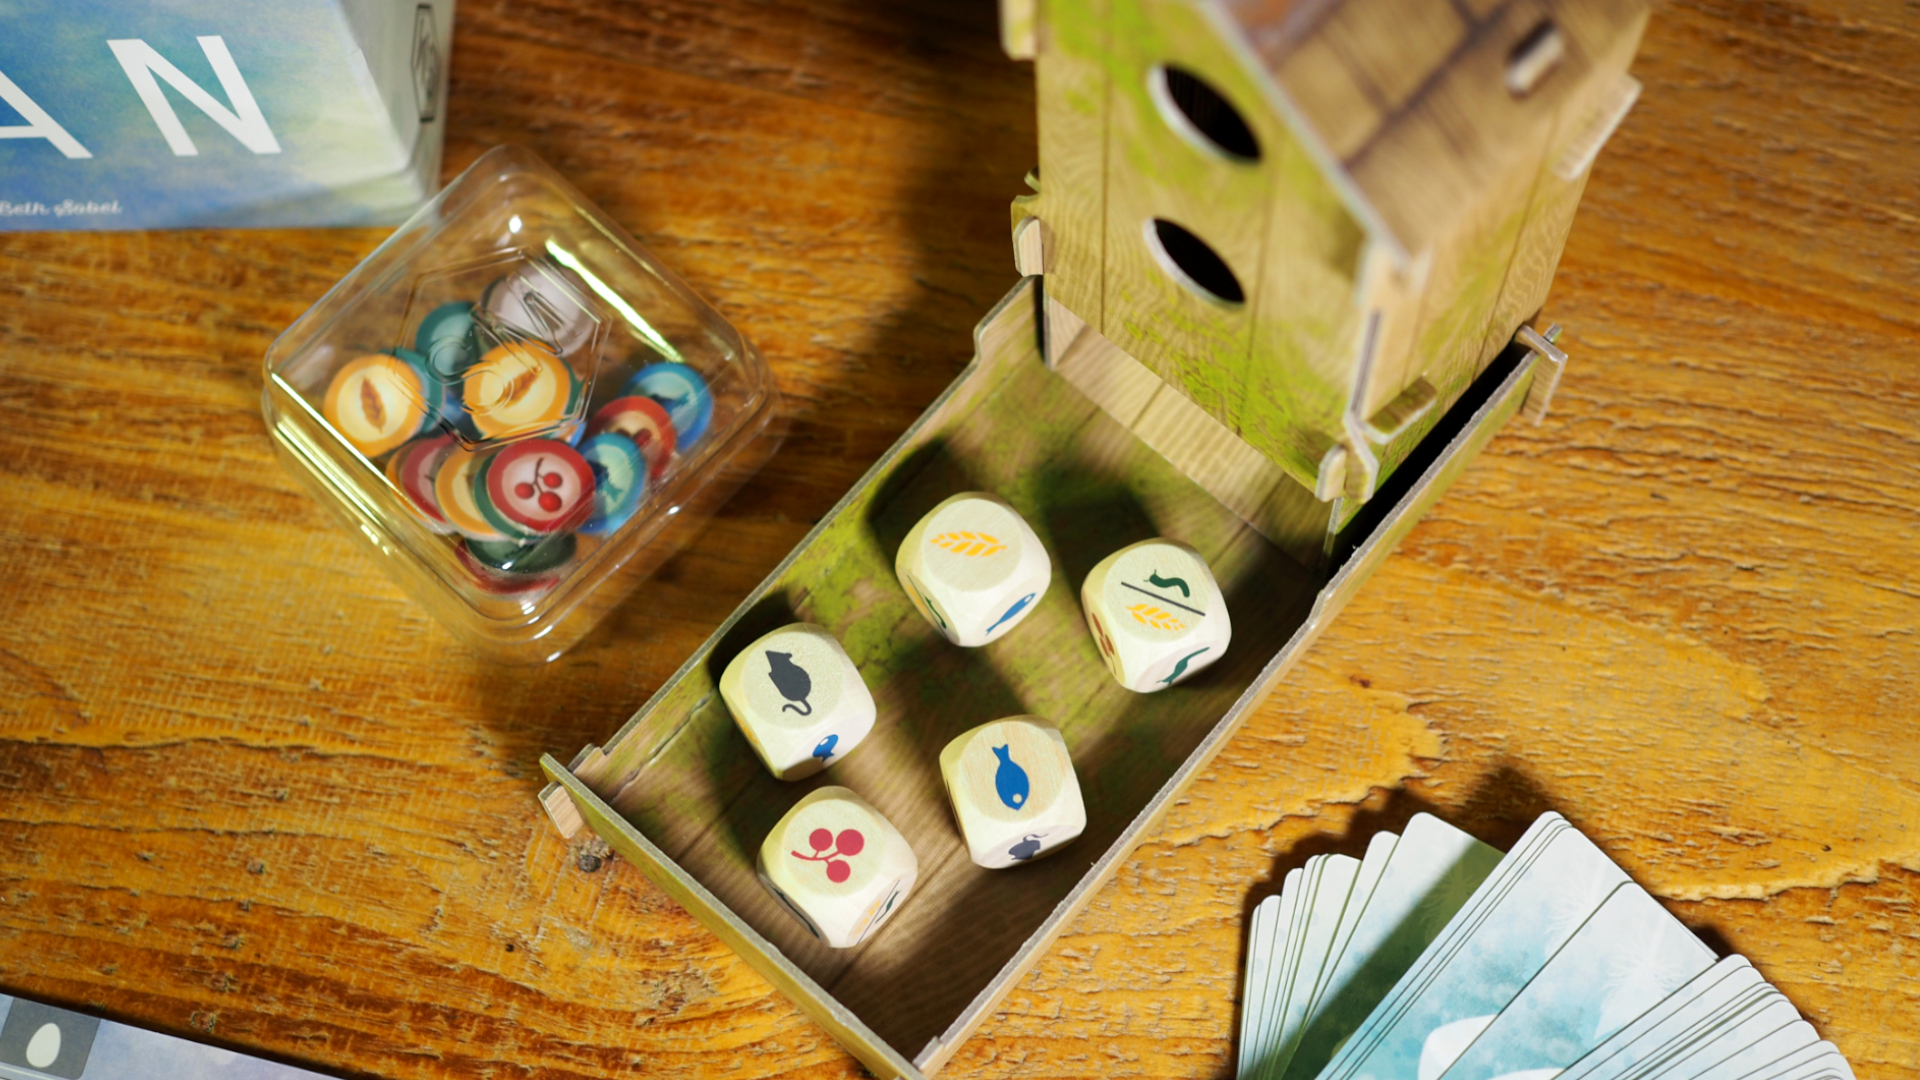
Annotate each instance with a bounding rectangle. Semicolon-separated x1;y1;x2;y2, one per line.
895;492;1052;647
939;716;1085;869
1081;538;1231;692
756;786;918;948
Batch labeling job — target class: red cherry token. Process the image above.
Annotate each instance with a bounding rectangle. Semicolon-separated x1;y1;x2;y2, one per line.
585;396;675;481
482;439;595;535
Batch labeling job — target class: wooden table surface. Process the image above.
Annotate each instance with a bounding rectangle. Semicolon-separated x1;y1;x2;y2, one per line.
3;1;1916;1078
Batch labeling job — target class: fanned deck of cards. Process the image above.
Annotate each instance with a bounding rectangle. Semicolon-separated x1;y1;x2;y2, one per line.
1239;813;1854;1080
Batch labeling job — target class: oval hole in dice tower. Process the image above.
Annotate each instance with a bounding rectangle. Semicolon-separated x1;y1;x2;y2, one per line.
1145;218;1245;306
1151;65;1261;162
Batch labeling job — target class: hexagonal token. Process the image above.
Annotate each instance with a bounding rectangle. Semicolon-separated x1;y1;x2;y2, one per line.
323;353;434;458
463;341;577;441
576;433;647;536
584;395;675;480
465;532;576;575
480;438;595;536
385;433;459;533
433;444;509;541
625;361;713;448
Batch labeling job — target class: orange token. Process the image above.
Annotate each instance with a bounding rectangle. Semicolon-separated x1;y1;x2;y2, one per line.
433;444;509;541
462;341;576;441
322;353;433;458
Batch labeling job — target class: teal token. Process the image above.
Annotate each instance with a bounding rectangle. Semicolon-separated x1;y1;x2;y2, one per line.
416;301;479;380
577;432;647;536
465;532;577;575
394;347;460;434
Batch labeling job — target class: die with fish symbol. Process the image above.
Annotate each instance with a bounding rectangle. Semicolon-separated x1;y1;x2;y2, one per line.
939;716;1085;869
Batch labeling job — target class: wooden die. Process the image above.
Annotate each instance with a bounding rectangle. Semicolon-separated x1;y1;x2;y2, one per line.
757;786;919;948
720;623;875;780
1081;538;1231;692
895;492;1051;647
940;716;1086;869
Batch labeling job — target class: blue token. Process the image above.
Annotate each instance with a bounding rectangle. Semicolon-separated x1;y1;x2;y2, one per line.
576;432;648;535
624;361;713;448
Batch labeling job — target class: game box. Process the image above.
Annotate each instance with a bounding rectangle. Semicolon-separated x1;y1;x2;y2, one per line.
0;0;453;231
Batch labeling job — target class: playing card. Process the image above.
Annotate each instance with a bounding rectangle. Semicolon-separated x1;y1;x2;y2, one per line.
1689;1011;1816;1080
1614;991;1794;1080
1307;831;1399;1020
1235;814;1853;1080
1434;883;1715;1080
1244;874;1300;1078
1264;858;1346;1078
1303;813;1570;1080
1279;814;1502;1080
1242;893;1283;1079
1557;956;1758;1080
1261;854;1362;1079
1322;817;1631;1080
1753;1041;1854;1080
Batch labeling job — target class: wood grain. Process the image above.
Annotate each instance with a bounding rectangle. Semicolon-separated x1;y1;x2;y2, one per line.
1;1;1916;1079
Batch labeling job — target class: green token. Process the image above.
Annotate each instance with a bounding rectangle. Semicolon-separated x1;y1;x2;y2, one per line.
466;533;577;575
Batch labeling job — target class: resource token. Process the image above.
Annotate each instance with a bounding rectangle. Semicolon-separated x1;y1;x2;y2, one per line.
575;433;647;536
463;341;578;441
624;361;713;448
585;395;675;480
433;445;510;542
323;353;435;458
385;433;459;533
478;438;596;536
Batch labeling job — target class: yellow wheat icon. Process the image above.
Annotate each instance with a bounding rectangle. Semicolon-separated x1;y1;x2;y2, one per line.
1126;603;1186;632
930;531;1005;557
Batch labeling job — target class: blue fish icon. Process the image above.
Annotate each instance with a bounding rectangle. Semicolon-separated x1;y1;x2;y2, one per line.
812;733;839;763
992;745;1029;809
984;591;1037;636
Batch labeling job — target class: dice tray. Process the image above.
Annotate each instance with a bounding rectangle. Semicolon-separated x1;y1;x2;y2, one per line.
539;277;1546;1079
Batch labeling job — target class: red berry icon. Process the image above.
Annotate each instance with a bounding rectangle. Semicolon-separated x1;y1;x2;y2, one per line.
514;481;536;498
542;471;562;487
538;491;562;512
793;826;866;884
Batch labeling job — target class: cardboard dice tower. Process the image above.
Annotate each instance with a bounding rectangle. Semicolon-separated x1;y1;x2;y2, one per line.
533;1;1650;1078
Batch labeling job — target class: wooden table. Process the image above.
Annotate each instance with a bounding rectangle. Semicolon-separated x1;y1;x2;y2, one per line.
2;2;1915;1077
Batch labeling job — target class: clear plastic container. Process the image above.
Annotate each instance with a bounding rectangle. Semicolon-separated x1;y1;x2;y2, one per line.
263;146;781;662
